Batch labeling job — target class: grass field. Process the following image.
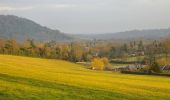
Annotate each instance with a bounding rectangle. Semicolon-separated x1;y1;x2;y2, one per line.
0;55;170;100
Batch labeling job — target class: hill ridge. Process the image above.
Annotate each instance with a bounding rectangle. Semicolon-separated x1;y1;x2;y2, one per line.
0;15;72;42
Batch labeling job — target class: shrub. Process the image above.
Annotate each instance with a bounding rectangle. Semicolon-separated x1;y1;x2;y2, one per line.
91;57;109;70
91;57;104;70
150;62;162;73
101;57;109;66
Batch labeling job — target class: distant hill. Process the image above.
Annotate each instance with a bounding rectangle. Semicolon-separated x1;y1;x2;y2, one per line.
1;15;170;42
74;28;170;40
0;15;72;42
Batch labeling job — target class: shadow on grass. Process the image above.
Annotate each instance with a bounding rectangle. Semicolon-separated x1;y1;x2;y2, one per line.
0;73;140;100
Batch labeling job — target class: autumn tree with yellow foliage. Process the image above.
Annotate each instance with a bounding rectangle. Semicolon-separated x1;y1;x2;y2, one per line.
157;58;170;66
91;57;109;70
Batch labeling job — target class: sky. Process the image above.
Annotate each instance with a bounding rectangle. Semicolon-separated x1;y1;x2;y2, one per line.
0;0;170;34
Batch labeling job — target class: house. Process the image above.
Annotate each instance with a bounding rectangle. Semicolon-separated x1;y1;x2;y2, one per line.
130;50;145;56
112;64;145;72
162;66;170;72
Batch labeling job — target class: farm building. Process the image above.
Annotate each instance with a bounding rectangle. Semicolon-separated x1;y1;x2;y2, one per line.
162;66;170;72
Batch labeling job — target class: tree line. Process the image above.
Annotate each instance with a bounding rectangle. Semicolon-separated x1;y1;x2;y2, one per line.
0;38;170;64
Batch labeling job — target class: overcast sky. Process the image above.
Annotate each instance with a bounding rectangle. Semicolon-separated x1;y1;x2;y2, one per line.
0;0;170;34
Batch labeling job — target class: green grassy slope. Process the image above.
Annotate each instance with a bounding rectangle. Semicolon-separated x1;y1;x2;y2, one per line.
0;55;170;100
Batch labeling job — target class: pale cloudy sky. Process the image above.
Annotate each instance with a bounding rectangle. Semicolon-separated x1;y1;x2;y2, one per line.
0;0;170;33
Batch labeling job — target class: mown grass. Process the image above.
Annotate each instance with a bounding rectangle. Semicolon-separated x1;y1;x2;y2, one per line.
0;55;170;100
